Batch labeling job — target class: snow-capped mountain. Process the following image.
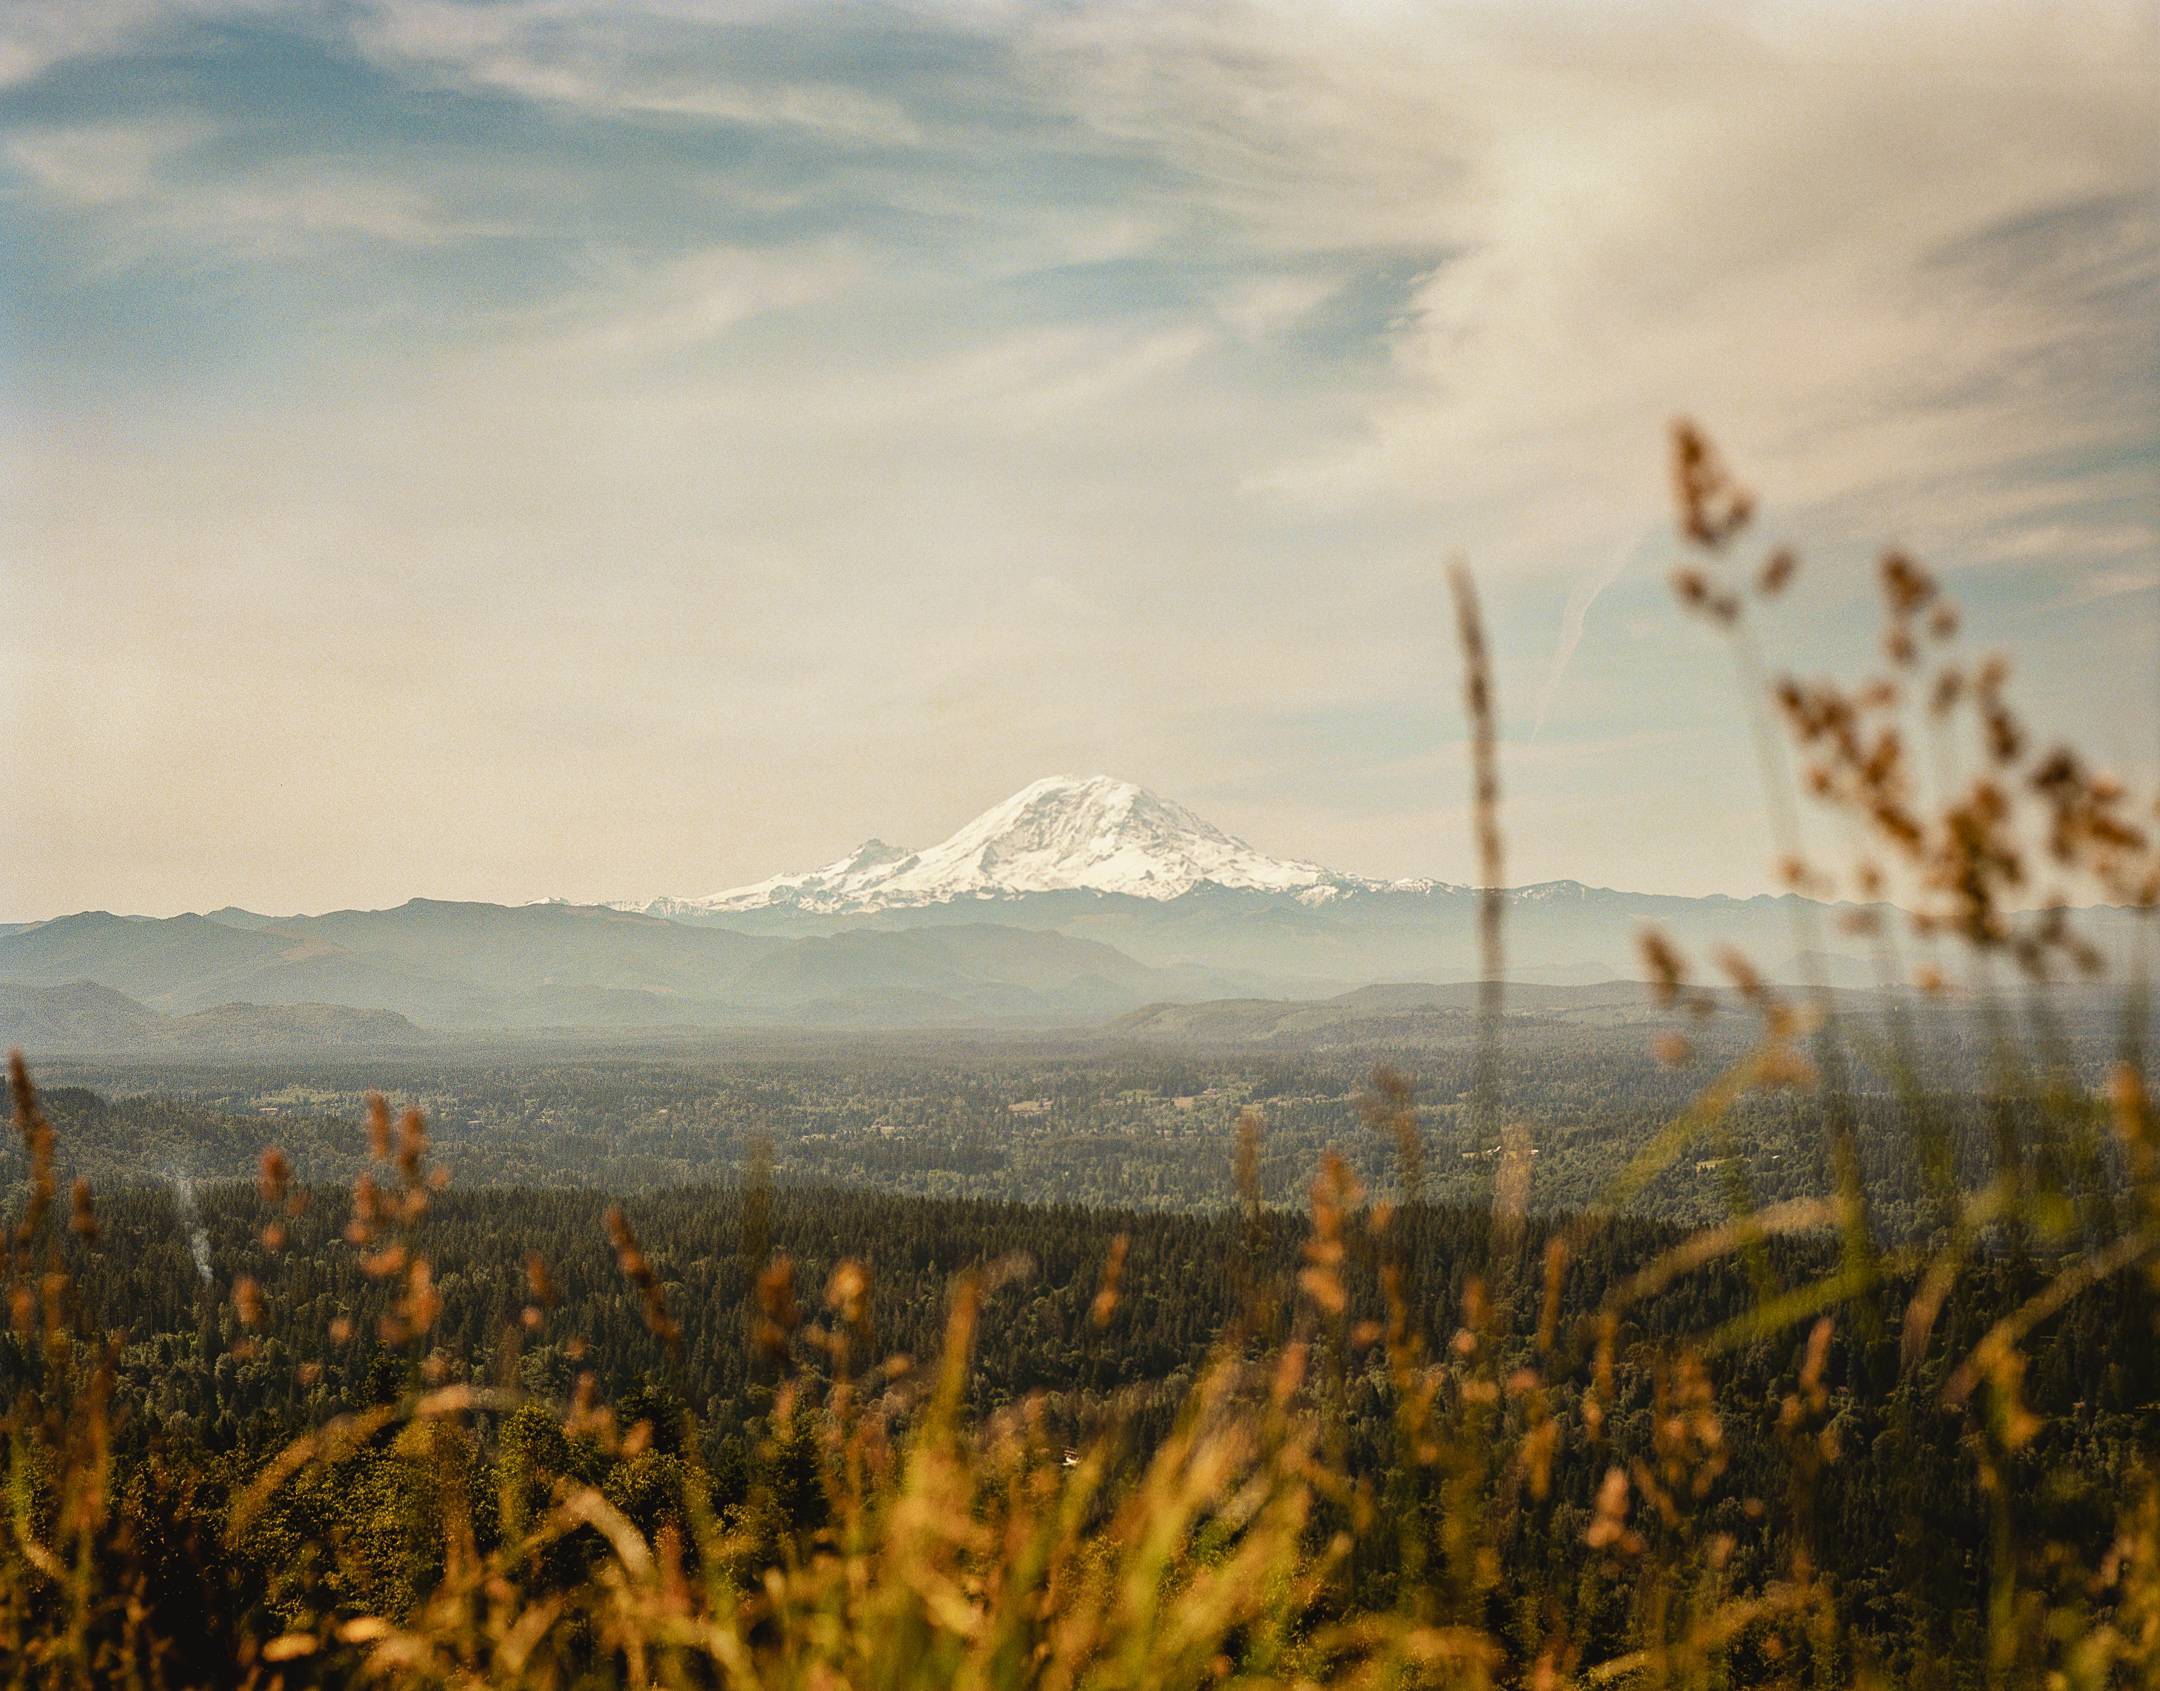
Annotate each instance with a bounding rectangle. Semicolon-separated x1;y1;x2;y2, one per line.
602;777;2019;995
28;779;2136;1038
628;775;1425;917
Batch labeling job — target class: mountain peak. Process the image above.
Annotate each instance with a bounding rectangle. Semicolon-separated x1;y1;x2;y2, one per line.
655;775;1338;915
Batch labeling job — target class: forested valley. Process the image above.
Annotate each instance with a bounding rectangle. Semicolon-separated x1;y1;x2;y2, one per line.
5;987;2155;1685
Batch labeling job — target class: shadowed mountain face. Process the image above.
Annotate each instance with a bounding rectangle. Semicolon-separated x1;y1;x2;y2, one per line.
0;980;164;1048
0;981;429;1053
0;900;1237;1038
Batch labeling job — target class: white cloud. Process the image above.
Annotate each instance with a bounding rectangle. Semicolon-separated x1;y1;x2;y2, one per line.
1216;273;1342;342
4;118;208;204
0;0;201;89
5;118;495;261
349;0;928;146
1531;537;1636;739
2047;566;2160;611
508;242;866;365
1017;0;2159;574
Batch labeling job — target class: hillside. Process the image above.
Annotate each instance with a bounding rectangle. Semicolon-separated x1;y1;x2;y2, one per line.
0;903;1235;1034
0;980;430;1053
1106;980;1747;1047
0;980;164;1049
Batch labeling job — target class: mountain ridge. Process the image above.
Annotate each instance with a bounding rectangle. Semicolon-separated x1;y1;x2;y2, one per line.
0;902;1242;1034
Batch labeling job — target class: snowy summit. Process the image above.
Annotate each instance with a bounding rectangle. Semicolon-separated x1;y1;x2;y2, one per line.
636;775;1362;916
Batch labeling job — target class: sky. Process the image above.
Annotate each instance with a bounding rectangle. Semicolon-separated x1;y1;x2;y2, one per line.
1;0;2155;919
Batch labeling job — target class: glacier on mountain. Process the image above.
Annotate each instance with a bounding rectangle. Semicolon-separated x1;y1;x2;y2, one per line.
623;775;1448;916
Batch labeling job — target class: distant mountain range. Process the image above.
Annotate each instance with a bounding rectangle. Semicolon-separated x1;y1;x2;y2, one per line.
3;776;2143;1049
609;774;2151;993
0;901;1224;1043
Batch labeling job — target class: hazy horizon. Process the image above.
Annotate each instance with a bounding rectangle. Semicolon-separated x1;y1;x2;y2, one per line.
5;1;2156;921
0;764;1859;925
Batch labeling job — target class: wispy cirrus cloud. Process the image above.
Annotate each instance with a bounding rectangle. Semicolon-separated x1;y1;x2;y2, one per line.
347;0;931;146
0;0;251;90
4;117;203;203
6;117;500;263
1019;1;2157;567
2043;567;2160;613
505;241;866;366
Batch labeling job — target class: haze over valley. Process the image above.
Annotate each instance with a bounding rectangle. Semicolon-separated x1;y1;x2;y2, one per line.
9;773;2137;1053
